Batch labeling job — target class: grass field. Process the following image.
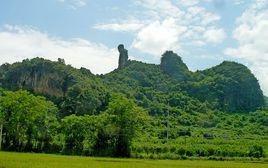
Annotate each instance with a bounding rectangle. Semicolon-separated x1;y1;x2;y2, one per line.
0;152;267;168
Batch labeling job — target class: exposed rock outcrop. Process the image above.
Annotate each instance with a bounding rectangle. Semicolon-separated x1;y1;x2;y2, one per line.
118;44;129;69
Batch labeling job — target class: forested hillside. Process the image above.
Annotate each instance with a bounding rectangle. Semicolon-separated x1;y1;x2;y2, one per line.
0;45;267;159
0;58;109;117
103;49;264;113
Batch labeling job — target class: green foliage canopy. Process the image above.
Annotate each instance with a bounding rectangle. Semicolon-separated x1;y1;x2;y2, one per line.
0;90;58;152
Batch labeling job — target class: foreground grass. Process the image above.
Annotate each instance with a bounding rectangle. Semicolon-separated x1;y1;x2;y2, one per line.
0;152;267;168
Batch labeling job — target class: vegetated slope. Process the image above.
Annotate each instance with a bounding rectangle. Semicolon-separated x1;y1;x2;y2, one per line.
104;51;264;113
0;57;109;116
102;59;216;124
160;51;191;82
177;61;264;112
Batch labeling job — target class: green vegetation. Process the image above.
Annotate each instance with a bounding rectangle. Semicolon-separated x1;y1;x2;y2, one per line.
0;47;267;160
0;152;267;168
160;51;190;82
0;90;58;152
0;58;108;117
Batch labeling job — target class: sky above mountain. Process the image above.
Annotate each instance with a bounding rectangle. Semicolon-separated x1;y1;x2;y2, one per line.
0;0;267;95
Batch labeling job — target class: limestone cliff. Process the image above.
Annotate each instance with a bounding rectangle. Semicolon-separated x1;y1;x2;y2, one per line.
118;44;129;69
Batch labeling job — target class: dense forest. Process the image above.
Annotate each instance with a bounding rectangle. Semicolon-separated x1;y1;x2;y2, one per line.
0;45;267;159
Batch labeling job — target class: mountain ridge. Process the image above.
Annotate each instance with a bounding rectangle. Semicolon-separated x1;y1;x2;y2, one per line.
0;45;265;115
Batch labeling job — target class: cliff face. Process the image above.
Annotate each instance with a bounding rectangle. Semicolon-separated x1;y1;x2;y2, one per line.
0;58;78;97
0;57;109;116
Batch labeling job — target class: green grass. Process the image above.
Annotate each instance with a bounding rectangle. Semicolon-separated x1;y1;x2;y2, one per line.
0;152;267;168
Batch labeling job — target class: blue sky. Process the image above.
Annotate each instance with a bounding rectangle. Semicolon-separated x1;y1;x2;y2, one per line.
0;0;267;95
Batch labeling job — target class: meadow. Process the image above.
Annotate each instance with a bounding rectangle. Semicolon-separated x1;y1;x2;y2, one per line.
0;152;267;168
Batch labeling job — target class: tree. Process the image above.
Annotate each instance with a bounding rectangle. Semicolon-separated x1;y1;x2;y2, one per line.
0;90;58;152
60;114;103;155
60;82;109;117
94;94;149;157
0;106;3;151
0;87;3;150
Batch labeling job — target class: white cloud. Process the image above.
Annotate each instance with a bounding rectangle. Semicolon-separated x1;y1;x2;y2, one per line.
251;62;268;96
0;25;117;74
58;0;87;9
226;11;268;61
178;0;200;7
224;0;268;95
94;21;144;32
203;27;226;43
132;18;187;55
185;6;220;25
94;0;224;56
135;0;184;19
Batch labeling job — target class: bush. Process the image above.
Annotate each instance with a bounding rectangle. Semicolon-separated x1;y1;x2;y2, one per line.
185;149;194;156
177;148;186;156
248;145;264;158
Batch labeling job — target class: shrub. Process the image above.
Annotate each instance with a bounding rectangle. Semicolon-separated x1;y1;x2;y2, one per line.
177;148;186;156
248;145;264;158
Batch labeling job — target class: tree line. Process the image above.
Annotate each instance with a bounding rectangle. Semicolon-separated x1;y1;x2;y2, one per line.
0;89;266;159
0;90;148;157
